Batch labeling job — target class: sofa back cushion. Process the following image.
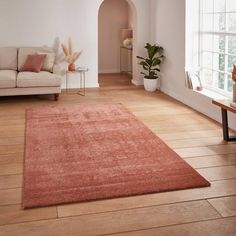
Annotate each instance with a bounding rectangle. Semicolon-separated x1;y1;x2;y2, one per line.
0;47;18;70
18;47;55;72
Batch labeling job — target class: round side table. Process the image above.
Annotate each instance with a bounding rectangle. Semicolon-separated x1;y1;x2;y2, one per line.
66;67;88;96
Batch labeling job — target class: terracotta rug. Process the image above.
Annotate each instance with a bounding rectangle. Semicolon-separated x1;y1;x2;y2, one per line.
23;104;210;208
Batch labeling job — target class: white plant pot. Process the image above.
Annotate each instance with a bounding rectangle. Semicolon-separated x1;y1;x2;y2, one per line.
143;78;159;92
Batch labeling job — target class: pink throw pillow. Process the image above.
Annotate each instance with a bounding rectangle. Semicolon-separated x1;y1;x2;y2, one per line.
20;54;46;73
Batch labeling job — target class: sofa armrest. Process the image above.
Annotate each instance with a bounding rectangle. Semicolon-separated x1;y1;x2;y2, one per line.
53;63;64;76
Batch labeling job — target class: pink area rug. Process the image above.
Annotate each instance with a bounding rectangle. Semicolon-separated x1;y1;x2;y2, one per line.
23;104;210;208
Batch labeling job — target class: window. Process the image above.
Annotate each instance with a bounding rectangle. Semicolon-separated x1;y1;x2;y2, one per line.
199;0;236;96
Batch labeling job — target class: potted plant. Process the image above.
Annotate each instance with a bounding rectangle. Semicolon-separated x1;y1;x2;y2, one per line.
137;43;164;92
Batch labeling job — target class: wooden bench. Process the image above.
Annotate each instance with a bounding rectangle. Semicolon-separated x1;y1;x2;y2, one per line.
212;99;236;142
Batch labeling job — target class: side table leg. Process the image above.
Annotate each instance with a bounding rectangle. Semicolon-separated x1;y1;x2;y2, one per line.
66;73;68;93
83;72;85;96
221;108;229;141
77;72;85;96
80;73;82;92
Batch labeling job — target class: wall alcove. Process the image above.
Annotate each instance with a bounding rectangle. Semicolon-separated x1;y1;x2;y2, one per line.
98;0;138;87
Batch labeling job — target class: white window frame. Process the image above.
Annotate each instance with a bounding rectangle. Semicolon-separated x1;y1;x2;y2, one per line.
199;0;236;97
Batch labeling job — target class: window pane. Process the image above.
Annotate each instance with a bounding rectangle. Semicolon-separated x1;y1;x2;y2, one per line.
213;53;225;71
200;0;235;96
214;0;226;12
228;13;236;31
202;0;214;13
214;71;225;89
228;36;236;54
218;72;225;89
219;54;225;71
227;74;233;92
226;0;236;12
214;13;226;31
202;34;213;51
202;14;213;31
213;35;225;53
202;69;213;86
213;71;219;87
203;52;213;69
228;55;236;72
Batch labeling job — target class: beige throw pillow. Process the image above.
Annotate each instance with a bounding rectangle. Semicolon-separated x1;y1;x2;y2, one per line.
37;52;55;72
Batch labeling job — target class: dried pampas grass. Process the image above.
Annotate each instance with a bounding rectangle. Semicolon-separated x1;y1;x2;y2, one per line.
61;37;82;64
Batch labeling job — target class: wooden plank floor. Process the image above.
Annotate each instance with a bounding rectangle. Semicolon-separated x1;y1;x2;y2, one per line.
98;73;132;87
0;84;236;236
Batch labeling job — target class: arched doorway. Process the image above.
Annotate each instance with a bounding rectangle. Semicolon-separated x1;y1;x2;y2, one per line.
98;0;137;87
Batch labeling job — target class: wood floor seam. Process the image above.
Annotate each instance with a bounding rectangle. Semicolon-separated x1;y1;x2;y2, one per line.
0;210;222;232
195;164;236;169
182;152;236;159
97;216;225;236
57;199;218;218
196;164;236;170
207;199;225;218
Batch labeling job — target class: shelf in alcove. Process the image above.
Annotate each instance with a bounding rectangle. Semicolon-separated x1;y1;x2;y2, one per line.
120;46;133;74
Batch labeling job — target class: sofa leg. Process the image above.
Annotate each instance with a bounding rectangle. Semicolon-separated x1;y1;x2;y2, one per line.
54;94;59;101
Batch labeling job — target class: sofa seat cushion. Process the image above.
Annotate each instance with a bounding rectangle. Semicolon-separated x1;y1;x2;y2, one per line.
17;71;61;88
0;70;17;88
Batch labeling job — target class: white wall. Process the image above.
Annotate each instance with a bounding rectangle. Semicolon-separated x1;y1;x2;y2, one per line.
0;0;151;88
128;4;134;29
185;0;200;71
150;0;236;131
98;0;129;74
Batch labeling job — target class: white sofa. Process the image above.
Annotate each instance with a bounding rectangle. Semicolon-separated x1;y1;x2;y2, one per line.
0;47;62;100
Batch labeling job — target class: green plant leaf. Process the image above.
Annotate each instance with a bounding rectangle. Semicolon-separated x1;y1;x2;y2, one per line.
152;58;161;66
150;71;157;76
145;59;152;66
142;65;148;70
141;72;148;76
139;61;149;67
136;56;145;60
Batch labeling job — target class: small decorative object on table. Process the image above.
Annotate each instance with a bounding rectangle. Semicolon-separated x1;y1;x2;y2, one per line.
61;37;82;71
230;65;236;108
68;63;76;72
123;38;133;49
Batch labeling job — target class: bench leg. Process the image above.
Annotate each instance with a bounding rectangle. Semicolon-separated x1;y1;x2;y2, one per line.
54;94;59;101
221;108;236;141
221;108;229;141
